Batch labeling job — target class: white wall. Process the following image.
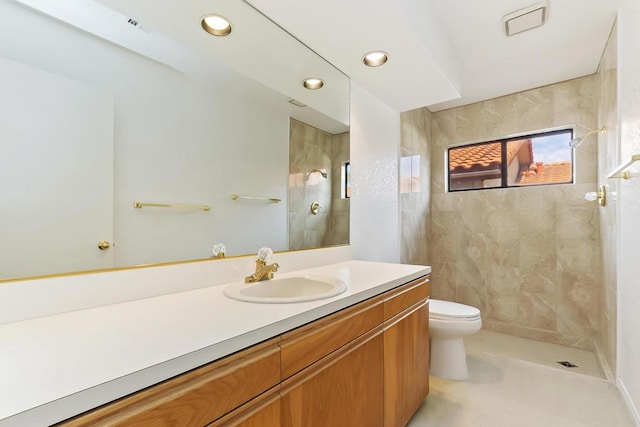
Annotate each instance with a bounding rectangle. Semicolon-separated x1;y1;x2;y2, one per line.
616;1;640;423
0;1;290;271
350;82;401;263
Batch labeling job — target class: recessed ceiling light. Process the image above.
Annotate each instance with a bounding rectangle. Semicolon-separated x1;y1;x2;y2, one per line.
201;14;232;37
303;78;324;90
362;51;389;67
503;2;547;37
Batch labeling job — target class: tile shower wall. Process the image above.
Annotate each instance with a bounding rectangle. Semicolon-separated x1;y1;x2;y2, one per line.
400;108;432;265
289;119;349;250
596;22;618;375
429;76;603;350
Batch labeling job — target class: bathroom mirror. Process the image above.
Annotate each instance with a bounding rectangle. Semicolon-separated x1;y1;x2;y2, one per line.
0;0;349;281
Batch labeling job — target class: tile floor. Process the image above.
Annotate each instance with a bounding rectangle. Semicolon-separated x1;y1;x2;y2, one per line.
408;331;635;427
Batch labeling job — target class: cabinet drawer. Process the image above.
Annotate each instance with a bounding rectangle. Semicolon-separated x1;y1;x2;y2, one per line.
279;297;384;380
383;276;430;320
207;386;280;427
58;338;281;427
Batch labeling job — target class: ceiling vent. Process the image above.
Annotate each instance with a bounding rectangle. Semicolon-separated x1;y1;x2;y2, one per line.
503;2;547;37
288;99;306;108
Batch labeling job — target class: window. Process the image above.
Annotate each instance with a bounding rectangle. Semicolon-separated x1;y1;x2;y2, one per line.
448;129;573;192
343;161;351;198
400;154;421;194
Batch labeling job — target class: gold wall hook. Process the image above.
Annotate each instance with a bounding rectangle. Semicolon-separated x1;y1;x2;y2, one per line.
596;185;606;207
310;202;321;215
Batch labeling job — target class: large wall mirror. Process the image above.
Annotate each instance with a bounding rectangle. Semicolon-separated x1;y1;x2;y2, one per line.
0;0;350;281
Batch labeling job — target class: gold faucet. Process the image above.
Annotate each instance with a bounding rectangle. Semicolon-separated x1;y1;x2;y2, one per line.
245;259;280;283
245;247;279;283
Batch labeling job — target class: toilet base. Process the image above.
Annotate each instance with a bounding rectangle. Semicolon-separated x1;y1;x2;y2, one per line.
430;337;469;381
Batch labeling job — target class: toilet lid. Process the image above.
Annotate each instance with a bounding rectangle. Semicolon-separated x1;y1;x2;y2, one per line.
429;299;481;320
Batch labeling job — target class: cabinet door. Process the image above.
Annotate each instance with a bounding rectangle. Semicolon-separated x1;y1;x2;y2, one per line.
280;327;384;427
383;300;429;427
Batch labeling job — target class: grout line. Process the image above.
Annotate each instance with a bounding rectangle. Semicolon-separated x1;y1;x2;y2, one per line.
593;339;615;382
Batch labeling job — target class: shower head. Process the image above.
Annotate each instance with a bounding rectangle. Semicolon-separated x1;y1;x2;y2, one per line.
568;136;584;148
568;126;607;148
310;168;327;178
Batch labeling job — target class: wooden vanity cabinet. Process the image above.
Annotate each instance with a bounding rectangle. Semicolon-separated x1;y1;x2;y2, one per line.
57;338;281;427
383;290;430;427
58;275;430;427
277;276;429;427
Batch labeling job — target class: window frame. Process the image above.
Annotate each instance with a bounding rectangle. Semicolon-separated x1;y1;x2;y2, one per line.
447;128;574;193
343;161;351;198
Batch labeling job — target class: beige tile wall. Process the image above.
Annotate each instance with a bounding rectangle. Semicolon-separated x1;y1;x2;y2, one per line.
289;119;349;250
425;75;603;350
596;22;618;374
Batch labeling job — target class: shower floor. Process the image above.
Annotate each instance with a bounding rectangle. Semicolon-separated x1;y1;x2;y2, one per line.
408;330;634;427
465;330;606;379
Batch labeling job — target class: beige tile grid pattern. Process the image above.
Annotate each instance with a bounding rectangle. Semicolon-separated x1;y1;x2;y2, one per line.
400;75;604;351
288;119;349;250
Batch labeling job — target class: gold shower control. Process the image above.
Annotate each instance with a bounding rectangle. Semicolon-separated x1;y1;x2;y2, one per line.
97;240;111;251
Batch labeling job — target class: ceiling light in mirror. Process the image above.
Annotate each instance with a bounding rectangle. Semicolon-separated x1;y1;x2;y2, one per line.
362;51;388;67
303;78;324;90
201;14;232;36
0;0;350;282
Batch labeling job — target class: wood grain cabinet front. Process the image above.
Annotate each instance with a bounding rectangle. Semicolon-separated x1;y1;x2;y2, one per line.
383;277;430;427
207;386;280;427
57;338;281;427
279;294;384;380
280;327;385;427
383;300;430;427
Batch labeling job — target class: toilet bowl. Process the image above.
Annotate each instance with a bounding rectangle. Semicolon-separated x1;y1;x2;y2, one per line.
429;299;482;381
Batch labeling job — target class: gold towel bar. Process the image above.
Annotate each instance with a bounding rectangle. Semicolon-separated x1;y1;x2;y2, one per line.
133;202;211;211
607;154;640;179
231;194;281;203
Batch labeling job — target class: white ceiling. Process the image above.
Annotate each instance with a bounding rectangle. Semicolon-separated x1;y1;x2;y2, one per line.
248;0;621;112
12;0;352;133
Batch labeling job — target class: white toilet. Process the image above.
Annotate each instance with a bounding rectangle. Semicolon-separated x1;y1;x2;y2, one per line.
429;299;482;381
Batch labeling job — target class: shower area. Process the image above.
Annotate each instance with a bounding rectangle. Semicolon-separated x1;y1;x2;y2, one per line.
289;119;350;250
399;23;621;379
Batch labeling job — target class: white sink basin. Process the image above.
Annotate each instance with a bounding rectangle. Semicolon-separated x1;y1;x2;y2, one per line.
224;275;347;303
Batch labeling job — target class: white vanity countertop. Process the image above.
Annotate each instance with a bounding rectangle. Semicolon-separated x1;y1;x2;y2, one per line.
0;260;430;426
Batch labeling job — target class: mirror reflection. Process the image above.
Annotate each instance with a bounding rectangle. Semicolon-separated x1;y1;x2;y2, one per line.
0;0;349;281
